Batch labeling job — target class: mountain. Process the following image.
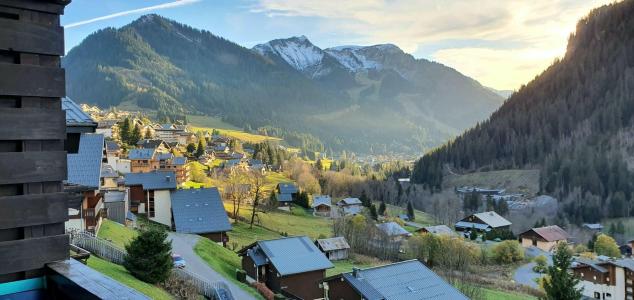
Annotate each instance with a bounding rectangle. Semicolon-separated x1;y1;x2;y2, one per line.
64;14;503;155
411;0;634;223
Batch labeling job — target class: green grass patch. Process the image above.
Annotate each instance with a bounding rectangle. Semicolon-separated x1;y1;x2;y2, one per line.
190;126;281;144
194;238;263;299
481;287;537;300
375;202;435;225
97;219;137;248
86;256;173;300
327;259;380;277
226;222;282;250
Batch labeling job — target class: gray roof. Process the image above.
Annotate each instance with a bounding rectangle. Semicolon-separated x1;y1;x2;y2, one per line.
471;211;511;228
311;195;332;208
171;188;232;234
455;221;490;230
136;139;169;149
62;97;96;127
105;141;120;152
612;259;634;271
338;198;362;206
157;153;174;161
340;260;468;300
124;172;177;190
376;222;411;237
422;225;457;236
101;164;119;178
278;193;293;202
126;212;137;221
583;223;604;230
278;182;298;194
128;148;155;160
255;236;334;276
316;237;350;251
104;191;126;203
67;134;104;188
172;157;187;165
343;206;362;215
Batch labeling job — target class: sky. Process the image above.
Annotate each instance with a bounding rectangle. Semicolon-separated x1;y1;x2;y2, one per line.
62;0;614;90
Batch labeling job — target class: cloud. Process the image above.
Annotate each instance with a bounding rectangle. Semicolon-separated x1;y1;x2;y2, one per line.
65;0;201;29
251;0;615;89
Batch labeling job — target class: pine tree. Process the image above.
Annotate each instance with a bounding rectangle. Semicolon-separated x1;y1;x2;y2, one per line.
543;242;582;300
144;127;153;139
359;190;371;208
406;201;415;221
315;159;323;171
378;201;386;216
124;228;172;284
369;204;378;220
130;124;142;145
119;117;131;144
195;139;205;158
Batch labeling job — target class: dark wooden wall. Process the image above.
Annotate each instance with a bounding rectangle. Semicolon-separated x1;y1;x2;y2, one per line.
0;0;70;283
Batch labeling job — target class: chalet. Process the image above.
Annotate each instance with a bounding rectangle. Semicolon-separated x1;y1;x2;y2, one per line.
171;188;232;246
154;124;187;144
277;182;298;206
337;197;363;216
376;222;412;241
322;260;468;300
621;240;634;257
519;225;569;252
105;141;130;173
418;225;458;237
124;171;177;226
65;133;105;232
100;164;119;190
455;211;512;233
315;237;350;261
128;148;159;173
103;191;129;225
157;153;189;184
105;141;121;158
0;2;149;298
584;223;604;231
311;195;333;217
571;257;634;300
238;236;334;299
456;186;505;198
136;139;171;152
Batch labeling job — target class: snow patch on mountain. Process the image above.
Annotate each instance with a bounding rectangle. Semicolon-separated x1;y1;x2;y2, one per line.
253;36;324;71
324;47;382;72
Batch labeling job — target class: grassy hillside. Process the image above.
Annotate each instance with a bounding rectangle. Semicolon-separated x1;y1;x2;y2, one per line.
187;115;239;130
98;219;137;248
442;169;540;196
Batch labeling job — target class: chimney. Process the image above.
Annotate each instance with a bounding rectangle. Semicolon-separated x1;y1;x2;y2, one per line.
352;267;361;278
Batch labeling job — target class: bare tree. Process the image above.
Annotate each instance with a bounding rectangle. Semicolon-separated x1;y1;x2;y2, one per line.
225;170;250;221
249;171;266;229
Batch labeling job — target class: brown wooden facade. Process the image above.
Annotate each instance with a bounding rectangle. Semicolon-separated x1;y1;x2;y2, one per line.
0;0;70;283
323;276;362;300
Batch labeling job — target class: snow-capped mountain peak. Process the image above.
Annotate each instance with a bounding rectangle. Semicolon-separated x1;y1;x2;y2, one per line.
253;36;324;71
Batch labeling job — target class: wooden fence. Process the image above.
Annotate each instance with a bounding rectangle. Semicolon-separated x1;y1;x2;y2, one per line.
68;229;234;300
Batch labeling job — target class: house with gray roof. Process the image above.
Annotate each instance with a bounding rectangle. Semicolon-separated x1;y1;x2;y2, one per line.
337;197;364;216
311;195;332;217
276;182;298;206
170;188;231;245
418;225;458;237
323;260;469;300
124;171;177;227
376;222;412;241
238;236;334;299
455;211;512;234
572;257;634;300
315;237;350;261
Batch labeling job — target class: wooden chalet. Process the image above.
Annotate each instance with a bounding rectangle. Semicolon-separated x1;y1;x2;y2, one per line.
124;171;177;226
170;188;232;246
238;236;334;299
455;211;512;233
315;237;350;261
0;1;148;298
519;225;569;252
311;195;332;217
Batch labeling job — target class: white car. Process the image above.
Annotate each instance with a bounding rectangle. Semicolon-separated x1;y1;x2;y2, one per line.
172;254;186;269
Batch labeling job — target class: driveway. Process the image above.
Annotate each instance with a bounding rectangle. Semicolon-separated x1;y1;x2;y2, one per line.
513;247;553;288
168;232;257;300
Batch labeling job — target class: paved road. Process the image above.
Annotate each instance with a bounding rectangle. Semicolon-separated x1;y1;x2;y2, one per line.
168;232;257;300
513;247;553;288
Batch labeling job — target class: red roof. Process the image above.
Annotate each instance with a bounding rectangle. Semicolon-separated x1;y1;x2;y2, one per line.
523;225;569;242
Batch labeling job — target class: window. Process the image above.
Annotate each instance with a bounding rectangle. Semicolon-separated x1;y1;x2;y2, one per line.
606;293;612;298
594;292;600;299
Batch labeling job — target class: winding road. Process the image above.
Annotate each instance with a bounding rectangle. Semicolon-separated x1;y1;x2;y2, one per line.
168;232;257;300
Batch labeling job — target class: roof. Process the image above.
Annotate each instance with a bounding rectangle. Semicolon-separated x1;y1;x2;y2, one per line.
124;172;177;190
583;223;604;230
338;198;362;206
105;141;120;152
571;258;608;273
246;248;268;266
336;260;468;300
247;236;333;276
101;164;118;178
104;191;126;203
126;212;137;221
521;225;569;242
136;139;169;150
421;225;456;236
454;221;490;230
67;134;104;188
471;211;512;228
311;195;332;208
157;153;174;161
171;188;232;234
612;259;634;272
278;182;298;194
343;206;362;215
376;222;411;237
316;237;350;251
62;97;96;127
278;193;293;202
128;148;155;160
172;156;187;165
398;214;410;221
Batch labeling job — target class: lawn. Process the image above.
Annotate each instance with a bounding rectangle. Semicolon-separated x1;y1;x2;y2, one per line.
187;115;239;130
194;238;263;299
481;287;537;300
226;221;282;251
97;219;137;248
86;256;173;300
375;202;435;225
327;258;381;277
190;126;281;144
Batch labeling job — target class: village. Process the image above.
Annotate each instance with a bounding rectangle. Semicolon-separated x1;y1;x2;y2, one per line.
57;99;634;300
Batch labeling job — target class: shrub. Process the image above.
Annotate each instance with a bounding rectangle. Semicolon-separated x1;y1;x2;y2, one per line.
594;234;620;257
533;255;548;273
492;240;524;264
236;269;247;283
124;228;172;284
251;282;275;300
160;273;198;299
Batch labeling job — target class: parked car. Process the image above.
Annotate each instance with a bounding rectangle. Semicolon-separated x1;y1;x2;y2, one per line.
172;254;186;269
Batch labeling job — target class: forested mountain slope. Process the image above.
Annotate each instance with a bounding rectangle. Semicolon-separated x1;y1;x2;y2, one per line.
64;14;502;155
412;0;634;223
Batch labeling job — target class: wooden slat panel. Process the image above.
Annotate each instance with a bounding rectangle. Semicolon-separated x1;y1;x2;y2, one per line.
0;18;63;55
0;234;68;275
0;108;64;140
0;0;66;14
0;151;66;184
0;64;64;97
0;192;67;229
